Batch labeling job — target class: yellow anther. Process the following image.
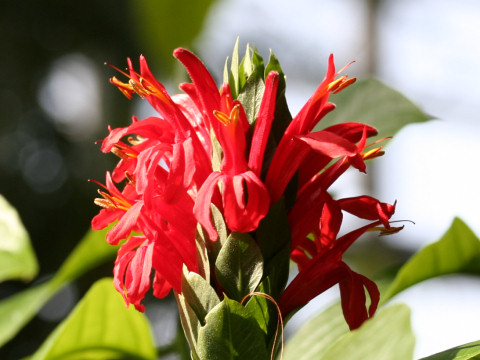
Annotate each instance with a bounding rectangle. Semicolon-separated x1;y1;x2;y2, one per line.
213;104;240;126
327;75;356;94
363;147;384;160
111;144;138;160
94;189;131;211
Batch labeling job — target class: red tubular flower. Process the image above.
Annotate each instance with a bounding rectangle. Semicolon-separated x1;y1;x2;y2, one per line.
280;219;391;330
92;46;403;332
174;49;276;241
264;54;357;203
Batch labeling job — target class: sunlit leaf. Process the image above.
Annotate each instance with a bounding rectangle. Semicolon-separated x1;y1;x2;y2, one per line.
181;266;220;326
284;303;414;360
321;304;414;360
51;226;117;287
419;340;480;360
0;194;38;282
215;232;264;301
320;78;431;141
0;282;52;347
0;227;115;346
383;217;480;302
197;297;269;360
30;278;156;360
283;303;349;360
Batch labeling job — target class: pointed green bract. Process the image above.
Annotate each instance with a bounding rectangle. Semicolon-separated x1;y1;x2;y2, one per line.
181;266;220;326
237;47;266;124
30;278;156;360
215;232;264;301
0;194;38;283
229;38;240;99
419;340;480;360
383;217;480;302
197;297;269;360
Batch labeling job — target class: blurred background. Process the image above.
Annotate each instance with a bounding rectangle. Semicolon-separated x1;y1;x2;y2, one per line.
1;0;480;358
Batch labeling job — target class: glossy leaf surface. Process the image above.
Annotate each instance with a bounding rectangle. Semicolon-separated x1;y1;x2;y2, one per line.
383;218;480;302
30;278;156;360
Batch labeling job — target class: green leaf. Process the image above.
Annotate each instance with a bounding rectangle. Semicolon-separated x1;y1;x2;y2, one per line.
284;303;414;360
243;283;282;351
0;194;38;282
51;227;118;287
176;291;201;358
30;278;156;360
320;304;414;360
0;281;53;347
0;227;116;346
215;232;264;301
419;340;480;360
264;50;286;91
319;78;431;140
283;303;349;360
383;217;480;302
197;203;227;266
197;297;269;360
181;266;220;326
237;47;266;125
228;37;240;99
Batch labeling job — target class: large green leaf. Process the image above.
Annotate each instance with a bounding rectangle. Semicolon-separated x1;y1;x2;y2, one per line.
419;340;480;360
30;278;156;360
283;303;349;360
0;194;38;282
197;297;269;360
284;303;414;360
319;78;431;140
0;227;116;346
383;217;480;302
215;232;264;301
0;281;53;347
320;304;414;360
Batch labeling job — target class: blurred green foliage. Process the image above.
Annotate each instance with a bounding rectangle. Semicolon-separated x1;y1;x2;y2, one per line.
0;0;217;358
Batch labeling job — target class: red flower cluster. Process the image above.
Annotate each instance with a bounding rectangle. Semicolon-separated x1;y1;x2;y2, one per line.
92;48;400;329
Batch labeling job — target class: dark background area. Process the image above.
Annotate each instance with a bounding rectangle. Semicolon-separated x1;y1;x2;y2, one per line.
0;1;219;357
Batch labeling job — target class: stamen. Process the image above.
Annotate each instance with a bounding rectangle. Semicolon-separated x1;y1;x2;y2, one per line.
213;104;241;126
332;77;356;94
105;62;170;104
125;171;136;185
91;185;132;212
111;144;138;160
362;147;384;160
